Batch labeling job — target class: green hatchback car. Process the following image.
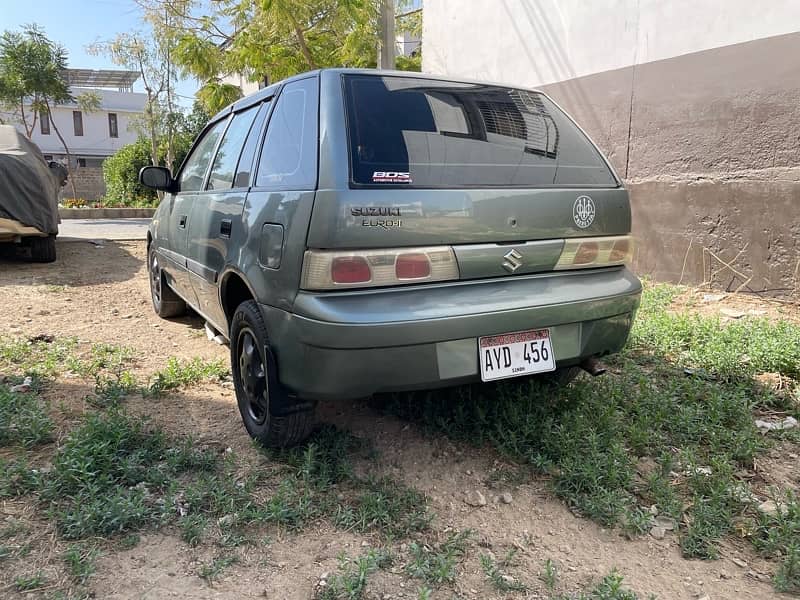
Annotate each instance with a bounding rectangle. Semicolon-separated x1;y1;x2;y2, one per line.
141;69;642;447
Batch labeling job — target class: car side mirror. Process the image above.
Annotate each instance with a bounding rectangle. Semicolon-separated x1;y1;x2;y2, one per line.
139;166;176;192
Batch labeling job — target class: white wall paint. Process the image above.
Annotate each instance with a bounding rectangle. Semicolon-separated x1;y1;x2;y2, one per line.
423;0;800;87
1;87;145;157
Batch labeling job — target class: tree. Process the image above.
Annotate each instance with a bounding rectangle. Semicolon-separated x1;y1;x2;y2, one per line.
195;80;242;114
88;34;172;180
138;0;379;95
0;25;100;198
0;25;70;138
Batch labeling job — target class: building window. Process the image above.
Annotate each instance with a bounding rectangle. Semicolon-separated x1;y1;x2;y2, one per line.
73;111;83;136
77;158;86;168
108;113;118;138
39;110;50;135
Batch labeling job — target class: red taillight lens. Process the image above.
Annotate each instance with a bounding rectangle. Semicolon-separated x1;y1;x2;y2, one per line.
395;253;431;279
554;236;633;270
609;238;630;263
301;247;459;290
573;242;599;265
331;256;371;284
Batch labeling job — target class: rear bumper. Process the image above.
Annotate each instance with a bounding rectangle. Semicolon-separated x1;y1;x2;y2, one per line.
0;218;47;242
259;267;641;400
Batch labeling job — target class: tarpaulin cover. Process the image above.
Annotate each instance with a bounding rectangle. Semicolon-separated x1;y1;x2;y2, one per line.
0;125;62;234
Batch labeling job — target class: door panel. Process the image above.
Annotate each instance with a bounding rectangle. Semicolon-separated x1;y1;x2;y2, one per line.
160;193;195;304
187;190;248;329
162;116;230;311
187;103;267;332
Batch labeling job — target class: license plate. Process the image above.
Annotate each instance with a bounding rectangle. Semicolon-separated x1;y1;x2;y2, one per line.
479;329;556;382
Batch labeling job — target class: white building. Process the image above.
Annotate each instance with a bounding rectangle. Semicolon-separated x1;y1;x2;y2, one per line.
2;69;146;200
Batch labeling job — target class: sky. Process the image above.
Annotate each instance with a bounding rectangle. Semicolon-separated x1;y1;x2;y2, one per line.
0;0;199;106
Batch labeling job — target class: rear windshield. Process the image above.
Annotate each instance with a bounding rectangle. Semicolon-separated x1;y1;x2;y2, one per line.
343;75;617;188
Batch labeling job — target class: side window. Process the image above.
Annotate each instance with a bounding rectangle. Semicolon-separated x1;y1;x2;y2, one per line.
206;105;260;191
256;77;318;189
179;119;227;193
232;101;271;188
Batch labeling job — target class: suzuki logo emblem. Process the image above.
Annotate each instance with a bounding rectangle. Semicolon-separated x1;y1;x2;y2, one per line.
502;249;523;273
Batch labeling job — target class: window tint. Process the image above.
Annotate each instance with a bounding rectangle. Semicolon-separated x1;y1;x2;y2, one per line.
207;105;260;190
179;119;227;193
233;101;270;188
343;75;617;188
256;77;318;189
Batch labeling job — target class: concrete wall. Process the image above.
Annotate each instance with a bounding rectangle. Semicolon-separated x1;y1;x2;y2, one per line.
66;166;106;202
423;1;800;297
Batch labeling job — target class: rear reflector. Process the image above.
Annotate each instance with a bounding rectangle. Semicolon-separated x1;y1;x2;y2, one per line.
302;246;459;290
554;235;633;270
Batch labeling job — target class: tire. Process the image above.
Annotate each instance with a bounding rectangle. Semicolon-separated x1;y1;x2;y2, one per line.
148;245;186;318
230;300;314;448
538;366;582;387
27;235;56;263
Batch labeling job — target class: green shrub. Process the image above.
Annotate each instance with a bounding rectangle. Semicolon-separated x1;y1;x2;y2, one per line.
102;138;158;206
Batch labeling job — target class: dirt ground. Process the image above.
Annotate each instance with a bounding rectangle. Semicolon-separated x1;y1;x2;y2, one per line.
0;240;797;599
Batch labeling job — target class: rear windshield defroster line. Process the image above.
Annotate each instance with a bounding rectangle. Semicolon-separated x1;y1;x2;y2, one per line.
343;74;618;189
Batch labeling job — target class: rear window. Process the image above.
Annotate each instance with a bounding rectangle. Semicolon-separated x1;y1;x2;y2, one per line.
343;75;617;188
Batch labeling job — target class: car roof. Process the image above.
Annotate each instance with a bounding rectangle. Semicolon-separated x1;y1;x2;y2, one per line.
209;68;548;123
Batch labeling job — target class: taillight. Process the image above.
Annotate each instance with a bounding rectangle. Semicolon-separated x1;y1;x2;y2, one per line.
331;256;371;284
301;247;459;290
395;253;431;279
554;235;633;270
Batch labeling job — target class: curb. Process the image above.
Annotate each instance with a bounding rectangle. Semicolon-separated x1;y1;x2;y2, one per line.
59;207;156;219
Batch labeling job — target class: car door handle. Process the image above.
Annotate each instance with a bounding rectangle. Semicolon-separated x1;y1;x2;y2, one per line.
178;215;187;228
220;219;232;238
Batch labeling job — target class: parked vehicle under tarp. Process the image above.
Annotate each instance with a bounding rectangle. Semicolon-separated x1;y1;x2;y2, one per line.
0;125;66;235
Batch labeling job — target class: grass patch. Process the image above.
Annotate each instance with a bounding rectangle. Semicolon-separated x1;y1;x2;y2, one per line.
335;477;432;537
38;410;221;539
0;384;53;447
539;561;648;600
269;425;433;538
570;570;646;600
317;549;391;600
380;282;800;590
405;530;471;587
0;336;78;379
0;458;43;498
0;336;228;406
145;357;228;397
63;543;100;584
630;283;800;381
198;554;238;582
480;549;526;592
752;490;800;593
180;514;207;547
14;571;47;591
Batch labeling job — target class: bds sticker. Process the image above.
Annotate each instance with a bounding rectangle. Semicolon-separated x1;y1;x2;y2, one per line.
372;171;412;183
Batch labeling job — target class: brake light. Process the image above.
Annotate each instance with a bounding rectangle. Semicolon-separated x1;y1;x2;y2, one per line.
554;235;633;270
301;246;459;290
396;253;431;279
573;242;599;265
331;256;371;284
